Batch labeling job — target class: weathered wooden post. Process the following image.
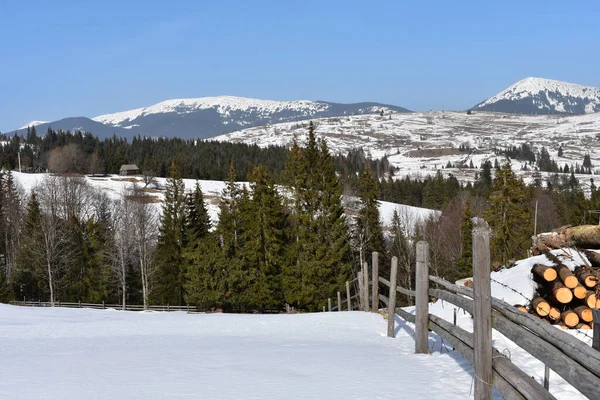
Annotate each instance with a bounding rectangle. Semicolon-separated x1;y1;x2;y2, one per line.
363;262;370;312
323;305;326;312
78;300;81;308
337;291;341;312
592;309;600;351
102;301;105;310
372;252;379;312
415;241;429;354
472;225;493;400
346;281;351;311
328;298;332;312
358;265;364;311
387;256;398;338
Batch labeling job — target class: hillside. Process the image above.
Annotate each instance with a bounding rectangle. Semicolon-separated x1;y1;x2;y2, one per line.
213;110;600;184
10;172;438;230
12;96;410;140
472;77;600;115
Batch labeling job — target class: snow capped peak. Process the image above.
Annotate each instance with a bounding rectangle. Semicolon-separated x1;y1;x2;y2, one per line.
474;77;600;114
18;120;48;130
92;96;327;127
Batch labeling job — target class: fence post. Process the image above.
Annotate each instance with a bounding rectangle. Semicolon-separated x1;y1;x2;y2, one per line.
372;252;379;312
472;225;493;400
323;305;326;312
337;291;341;312
328;298;332;312
415;241;429;354
167;303;170;312
346;281;351;311
387;256;398;338
78;300;81;308
102;301;105;310
592;309;600;351
358;265;364;311
363;262;370;312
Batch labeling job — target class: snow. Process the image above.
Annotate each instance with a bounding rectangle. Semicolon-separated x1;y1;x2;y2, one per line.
1;247;593;399
475;77;600;112
419;249;594;399
17;120;48;130
11;172;438;230
0;305;478;400
212;109;600;188
92;96;330;127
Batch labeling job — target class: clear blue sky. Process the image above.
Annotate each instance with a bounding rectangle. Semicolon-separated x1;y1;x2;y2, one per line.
2;0;599;132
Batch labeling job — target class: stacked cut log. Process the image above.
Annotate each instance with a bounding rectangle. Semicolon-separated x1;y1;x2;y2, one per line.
523;262;599;330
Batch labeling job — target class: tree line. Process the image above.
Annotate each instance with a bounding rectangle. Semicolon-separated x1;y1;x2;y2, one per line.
0;123;389;311
2;123;598;309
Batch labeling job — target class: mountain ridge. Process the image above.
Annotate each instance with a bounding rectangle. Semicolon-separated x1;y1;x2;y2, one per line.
13;96;410;139
472;77;600;114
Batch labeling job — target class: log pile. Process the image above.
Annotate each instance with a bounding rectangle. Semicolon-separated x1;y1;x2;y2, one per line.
521;262;599;329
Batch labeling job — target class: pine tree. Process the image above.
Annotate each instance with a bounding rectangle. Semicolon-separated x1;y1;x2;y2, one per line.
389;209;416;305
484;162;532;265
185;182;211;247
282;123;351;311
235;165;286;311
16;192;44;300
355;164;385;266
454;201;473;279
154;162;188;305
184;234;228;309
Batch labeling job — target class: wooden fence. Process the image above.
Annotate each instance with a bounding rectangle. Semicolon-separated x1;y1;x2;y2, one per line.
326;227;600;400
9;300;193;312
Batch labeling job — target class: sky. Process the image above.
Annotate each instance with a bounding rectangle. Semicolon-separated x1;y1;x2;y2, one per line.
1;0;600;132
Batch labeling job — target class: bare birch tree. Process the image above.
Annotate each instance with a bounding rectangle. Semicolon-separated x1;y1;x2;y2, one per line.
109;191;137;309
128;184;158;309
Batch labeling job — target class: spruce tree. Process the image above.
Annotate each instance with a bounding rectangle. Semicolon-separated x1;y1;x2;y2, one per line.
185;182;211;248
484;162;532;265
154;162;188;305
235;165;286;311
454;200;473;279
282;123;351;311
355;164;385;266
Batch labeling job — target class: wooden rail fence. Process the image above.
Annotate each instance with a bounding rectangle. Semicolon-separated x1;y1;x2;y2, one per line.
9;300;193;312
326;228;600;400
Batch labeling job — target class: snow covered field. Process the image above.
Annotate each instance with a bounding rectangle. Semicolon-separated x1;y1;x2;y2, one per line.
10;172;438;229
0;305;477;400
1;248;596;399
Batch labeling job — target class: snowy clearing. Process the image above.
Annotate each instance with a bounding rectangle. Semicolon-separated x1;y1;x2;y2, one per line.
0;305;476;400
10;171;439;229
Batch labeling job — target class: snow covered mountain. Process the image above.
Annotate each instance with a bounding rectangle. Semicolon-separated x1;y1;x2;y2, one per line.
472;77;600;115
13;96;410;139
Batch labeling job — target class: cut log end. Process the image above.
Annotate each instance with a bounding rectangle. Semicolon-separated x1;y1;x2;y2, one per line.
561;310;580;328
574;306;593;323
532;297;551;317
548;307;561;321
532;264;557;281
585;291;600;309
553;287;573;304
573;285;587;300
575;323;592;330
515;305;528;313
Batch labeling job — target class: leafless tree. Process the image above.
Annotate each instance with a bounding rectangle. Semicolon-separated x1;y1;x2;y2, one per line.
109;190;137;309
48;144;87;174
128;184;158;309
33;176;74;305
89;150;105;176
142;170;158;189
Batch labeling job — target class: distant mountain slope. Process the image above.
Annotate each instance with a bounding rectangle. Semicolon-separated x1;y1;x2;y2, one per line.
14;96;410;139
472;77;600;114
15;117;128;138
